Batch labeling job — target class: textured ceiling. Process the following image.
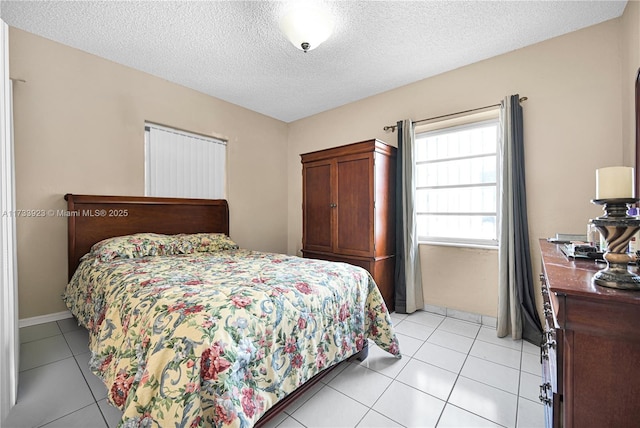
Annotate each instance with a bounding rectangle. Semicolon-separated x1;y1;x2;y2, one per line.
0;1;628;122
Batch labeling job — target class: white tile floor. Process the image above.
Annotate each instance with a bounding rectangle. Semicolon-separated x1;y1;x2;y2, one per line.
4;312;545;428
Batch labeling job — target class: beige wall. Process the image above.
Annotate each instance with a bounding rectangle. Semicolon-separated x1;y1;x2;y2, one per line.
622;0;640;165
287;18;627;317
9;28;289;319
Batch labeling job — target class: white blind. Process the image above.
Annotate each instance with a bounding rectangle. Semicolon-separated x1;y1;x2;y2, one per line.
145;124;226;199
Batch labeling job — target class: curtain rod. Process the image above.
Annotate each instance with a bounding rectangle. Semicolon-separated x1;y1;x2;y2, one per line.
383;96;528;132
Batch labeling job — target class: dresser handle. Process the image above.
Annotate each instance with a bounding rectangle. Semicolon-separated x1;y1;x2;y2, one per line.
329;203;337;208
541;347;549;361
539;392;552;406
545;328;555;341
539;384;552;405
542;335;556;350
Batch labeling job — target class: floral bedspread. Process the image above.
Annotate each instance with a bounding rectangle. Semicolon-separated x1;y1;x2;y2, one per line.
64;249;400;428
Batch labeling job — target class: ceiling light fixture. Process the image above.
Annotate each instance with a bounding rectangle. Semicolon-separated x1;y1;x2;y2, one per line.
279;4;335;53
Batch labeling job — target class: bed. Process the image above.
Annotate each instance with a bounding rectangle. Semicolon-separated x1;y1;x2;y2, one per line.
62;194;400;428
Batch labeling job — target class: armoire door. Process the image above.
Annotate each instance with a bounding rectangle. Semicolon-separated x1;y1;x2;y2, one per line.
302;159;334;253
335;153;374;257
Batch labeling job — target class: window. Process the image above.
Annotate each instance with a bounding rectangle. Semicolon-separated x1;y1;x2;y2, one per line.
145;123;227;199
415;115;500;247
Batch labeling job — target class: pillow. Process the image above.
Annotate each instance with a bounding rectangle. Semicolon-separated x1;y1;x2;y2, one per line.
176;233;239;253
90;233;178;262
89;232;239;262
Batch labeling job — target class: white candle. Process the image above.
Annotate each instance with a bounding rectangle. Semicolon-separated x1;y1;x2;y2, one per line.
596;166;635;199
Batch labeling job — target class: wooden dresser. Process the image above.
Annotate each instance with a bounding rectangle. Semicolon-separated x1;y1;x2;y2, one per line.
301;140;396;311
539;239;640;428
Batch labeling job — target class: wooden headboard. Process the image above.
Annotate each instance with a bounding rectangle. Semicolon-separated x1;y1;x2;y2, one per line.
64;194;230;280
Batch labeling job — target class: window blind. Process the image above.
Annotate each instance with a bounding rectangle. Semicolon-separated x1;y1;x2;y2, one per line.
145;124;226;199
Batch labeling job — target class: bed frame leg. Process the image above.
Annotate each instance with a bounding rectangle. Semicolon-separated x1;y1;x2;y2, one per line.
355;340;369;362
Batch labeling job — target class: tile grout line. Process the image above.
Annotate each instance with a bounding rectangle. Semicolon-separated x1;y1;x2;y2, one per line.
300;315;539;427
392;315;527;426
18;354;74;373
35;402;98;428
358;314;448;427
325;363;407;427
15;324;101;427
434;321;526;427
433;324;480;427
514;340;525;428
59;321;112;428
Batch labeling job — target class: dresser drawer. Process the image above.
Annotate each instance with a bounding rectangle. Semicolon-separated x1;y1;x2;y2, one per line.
539;271;563;428
540;239;640;428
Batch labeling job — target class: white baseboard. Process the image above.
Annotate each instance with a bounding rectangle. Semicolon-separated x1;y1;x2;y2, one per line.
423;304;497;327
19;310;72;328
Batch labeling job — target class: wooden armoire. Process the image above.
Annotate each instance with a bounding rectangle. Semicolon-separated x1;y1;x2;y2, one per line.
301;139;396;311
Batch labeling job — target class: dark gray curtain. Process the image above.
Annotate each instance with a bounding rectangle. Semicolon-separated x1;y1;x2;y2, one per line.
395;120;407;313
394;120;423;314
497;95;542;345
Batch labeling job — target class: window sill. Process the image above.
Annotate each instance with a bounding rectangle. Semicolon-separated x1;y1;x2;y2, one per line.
419;241;498;251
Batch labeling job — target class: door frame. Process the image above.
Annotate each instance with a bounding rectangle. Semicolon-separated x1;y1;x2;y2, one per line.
0;20;19;424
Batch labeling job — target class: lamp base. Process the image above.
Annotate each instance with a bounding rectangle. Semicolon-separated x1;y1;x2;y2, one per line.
590;198;640;290
593;268;640;290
